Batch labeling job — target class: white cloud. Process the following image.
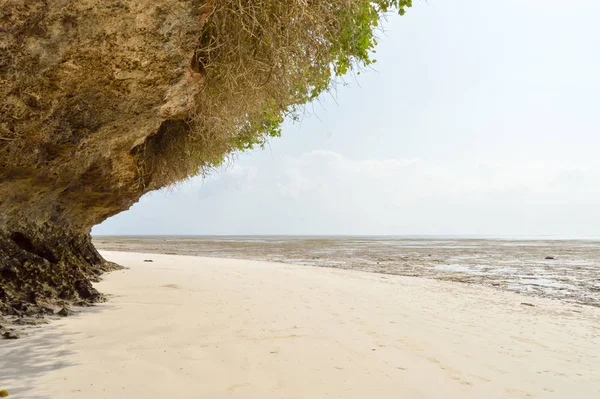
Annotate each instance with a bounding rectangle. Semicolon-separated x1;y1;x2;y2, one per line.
272;150;599;206
94;150;600;236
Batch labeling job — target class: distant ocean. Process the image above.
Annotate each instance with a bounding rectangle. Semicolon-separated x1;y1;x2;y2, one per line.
94;236;600;307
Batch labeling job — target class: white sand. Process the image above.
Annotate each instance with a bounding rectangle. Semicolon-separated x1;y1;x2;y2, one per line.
1;251;599;399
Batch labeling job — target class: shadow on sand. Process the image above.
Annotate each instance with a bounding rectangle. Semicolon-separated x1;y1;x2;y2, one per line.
0;306;109;398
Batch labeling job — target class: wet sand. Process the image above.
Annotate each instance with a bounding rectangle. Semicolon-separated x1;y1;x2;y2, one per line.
1;251;599;398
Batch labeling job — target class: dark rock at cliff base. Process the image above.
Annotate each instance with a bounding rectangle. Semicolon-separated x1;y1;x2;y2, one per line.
545;256;555;260
13;317;50;326
57;308;77;317
144;259;154;262
2;330;24;339
3;302;54;317
39;307;55;315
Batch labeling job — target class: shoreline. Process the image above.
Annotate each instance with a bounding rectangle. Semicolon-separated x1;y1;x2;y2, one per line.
93;236;600;308
1;251;599;398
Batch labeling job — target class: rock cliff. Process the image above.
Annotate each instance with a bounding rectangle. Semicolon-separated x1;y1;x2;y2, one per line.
1;0;207;313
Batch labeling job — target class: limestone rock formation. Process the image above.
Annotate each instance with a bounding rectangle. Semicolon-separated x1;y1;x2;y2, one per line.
1;0;207;313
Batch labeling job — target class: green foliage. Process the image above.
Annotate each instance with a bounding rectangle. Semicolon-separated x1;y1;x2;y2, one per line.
230;103;285;151
233;1;409;153
334;1;412;76
0;389;9;397
172;0;412;179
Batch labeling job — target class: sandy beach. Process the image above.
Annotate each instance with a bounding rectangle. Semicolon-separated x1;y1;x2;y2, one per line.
2;251;599;398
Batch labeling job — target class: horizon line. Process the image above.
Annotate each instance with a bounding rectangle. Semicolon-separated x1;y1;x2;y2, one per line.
92;234;600;240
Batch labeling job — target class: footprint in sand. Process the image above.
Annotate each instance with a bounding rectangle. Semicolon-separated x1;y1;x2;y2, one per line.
161;284;181;289
227;383;251;392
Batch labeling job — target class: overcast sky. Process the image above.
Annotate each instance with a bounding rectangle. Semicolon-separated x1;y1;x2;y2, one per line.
94;0;600;237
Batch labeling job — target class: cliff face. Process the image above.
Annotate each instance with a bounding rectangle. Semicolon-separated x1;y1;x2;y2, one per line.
0;0;207;313
1;0;409;314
